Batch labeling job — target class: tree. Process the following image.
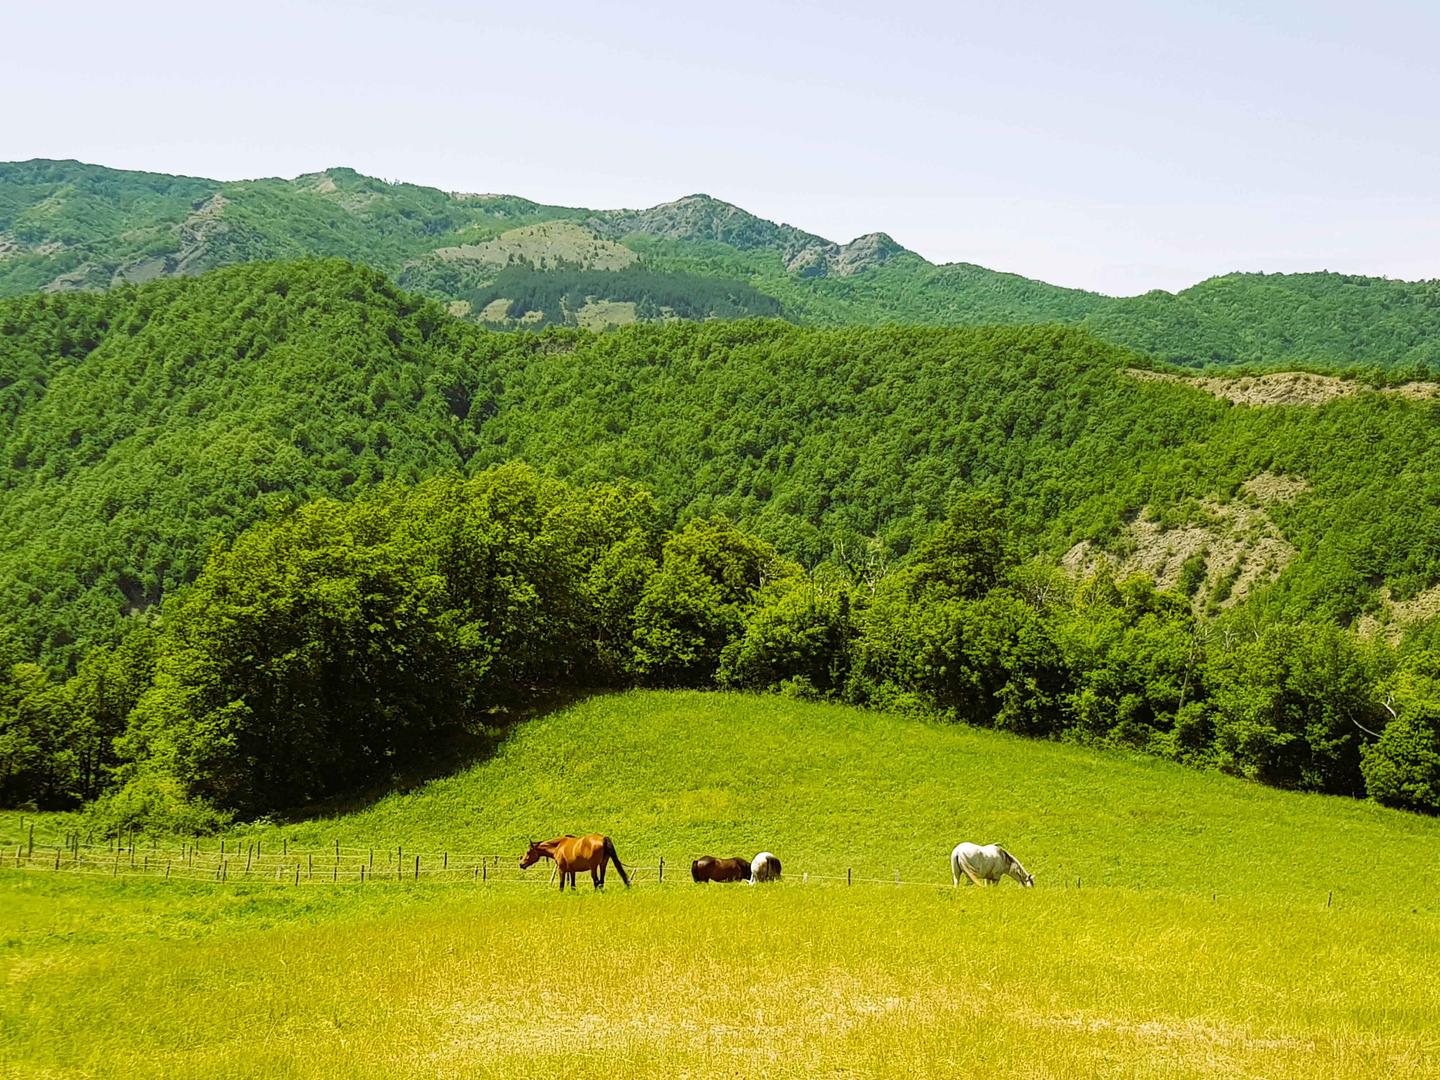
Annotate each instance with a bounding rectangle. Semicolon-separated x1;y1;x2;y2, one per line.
631;517;786;685
1362;651;1440;813
718;568;854;696
908;493;1016;601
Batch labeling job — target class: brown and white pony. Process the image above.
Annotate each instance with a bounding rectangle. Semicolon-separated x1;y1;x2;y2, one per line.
951;842;1034;887
520;834;631;891
749;851;782;884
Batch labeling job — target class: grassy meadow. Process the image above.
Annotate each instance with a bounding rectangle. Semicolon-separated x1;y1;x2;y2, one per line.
3;691;1439;1077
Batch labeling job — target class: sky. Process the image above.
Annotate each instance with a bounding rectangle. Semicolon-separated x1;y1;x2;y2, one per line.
4;0;1439;295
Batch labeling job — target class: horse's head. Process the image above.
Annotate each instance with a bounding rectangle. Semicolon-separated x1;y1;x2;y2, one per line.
1000;846;1034;888
519;837;544;870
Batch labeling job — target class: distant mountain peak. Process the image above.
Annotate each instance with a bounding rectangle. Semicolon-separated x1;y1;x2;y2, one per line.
591;195;917;277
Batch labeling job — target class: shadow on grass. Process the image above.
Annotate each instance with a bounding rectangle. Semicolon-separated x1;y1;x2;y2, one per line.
269;685;621;825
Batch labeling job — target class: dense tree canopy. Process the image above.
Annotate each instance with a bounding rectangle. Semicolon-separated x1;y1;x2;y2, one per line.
4;469;1434;825
3;261;1440;673
2;260;1440;825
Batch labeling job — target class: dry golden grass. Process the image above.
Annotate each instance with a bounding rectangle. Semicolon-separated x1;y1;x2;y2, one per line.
2;880;1436;1078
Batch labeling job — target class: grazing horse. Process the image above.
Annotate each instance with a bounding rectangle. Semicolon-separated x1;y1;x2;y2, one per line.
520;834;631;891
951;842;1034;888
692;856;752;883
749;851;782;884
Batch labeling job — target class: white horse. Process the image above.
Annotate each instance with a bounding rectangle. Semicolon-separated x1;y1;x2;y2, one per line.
951;842;1034;888
749;851;782;884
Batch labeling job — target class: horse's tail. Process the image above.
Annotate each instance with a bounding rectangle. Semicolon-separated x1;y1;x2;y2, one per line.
604;836;631;887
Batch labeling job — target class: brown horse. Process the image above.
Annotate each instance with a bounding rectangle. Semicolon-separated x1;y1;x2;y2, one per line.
691;855;751;883
520;834;631;891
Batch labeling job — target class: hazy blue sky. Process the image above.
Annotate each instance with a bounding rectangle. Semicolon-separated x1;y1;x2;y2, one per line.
5;0;1438;294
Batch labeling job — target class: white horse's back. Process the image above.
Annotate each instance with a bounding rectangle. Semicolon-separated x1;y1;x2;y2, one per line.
951;842;1032;887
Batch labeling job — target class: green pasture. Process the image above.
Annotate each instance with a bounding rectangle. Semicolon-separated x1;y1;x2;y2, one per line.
3;691;1438;1077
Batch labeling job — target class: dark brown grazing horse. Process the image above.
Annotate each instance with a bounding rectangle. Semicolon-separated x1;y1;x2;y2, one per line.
691;856;751;883
520;834;631;891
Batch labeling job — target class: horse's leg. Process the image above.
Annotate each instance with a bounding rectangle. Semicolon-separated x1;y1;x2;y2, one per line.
963;866;983;887
592;867;601;889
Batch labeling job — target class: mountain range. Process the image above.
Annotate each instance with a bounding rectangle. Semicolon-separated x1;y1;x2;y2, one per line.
3;159;1439;371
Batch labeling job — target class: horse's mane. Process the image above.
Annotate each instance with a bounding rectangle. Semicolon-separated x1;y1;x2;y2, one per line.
997;846;1015;867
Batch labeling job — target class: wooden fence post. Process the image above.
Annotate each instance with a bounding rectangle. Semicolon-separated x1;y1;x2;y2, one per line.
28;823;34;857
308;853;313;878
334;837;340;862
1327;891;1333;909
294;865;300;886
245;847;253;874
847;867;852;886
482;860;487;883
360;864;366;884
165;862;171;880
443;852;448;870
369;848;374;869
414;854;420;881
658;857;664;883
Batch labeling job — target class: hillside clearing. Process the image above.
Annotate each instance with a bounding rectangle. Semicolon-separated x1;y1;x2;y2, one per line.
1126;366;1440;406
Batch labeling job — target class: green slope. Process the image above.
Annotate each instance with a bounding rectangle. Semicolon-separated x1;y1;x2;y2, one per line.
222;691;1440;908
0;260;489;658
4;692;1437;1078
4;260;1440;663
6;159;1440;369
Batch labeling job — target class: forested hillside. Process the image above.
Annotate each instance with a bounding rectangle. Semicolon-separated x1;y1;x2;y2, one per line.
4;260;1440;674
5;261;1440;822
5;160;1439;370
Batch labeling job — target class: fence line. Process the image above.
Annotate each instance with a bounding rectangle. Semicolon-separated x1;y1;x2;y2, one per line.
1;832;960;891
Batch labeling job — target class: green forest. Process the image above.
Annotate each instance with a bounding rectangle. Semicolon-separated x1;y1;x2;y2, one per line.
2;259;1440;825
3;466;1438;828
5;160;1440;371
4;260;1440;667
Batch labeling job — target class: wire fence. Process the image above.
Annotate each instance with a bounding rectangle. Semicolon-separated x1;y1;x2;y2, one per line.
1;821;1345;907
0;821;965;891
